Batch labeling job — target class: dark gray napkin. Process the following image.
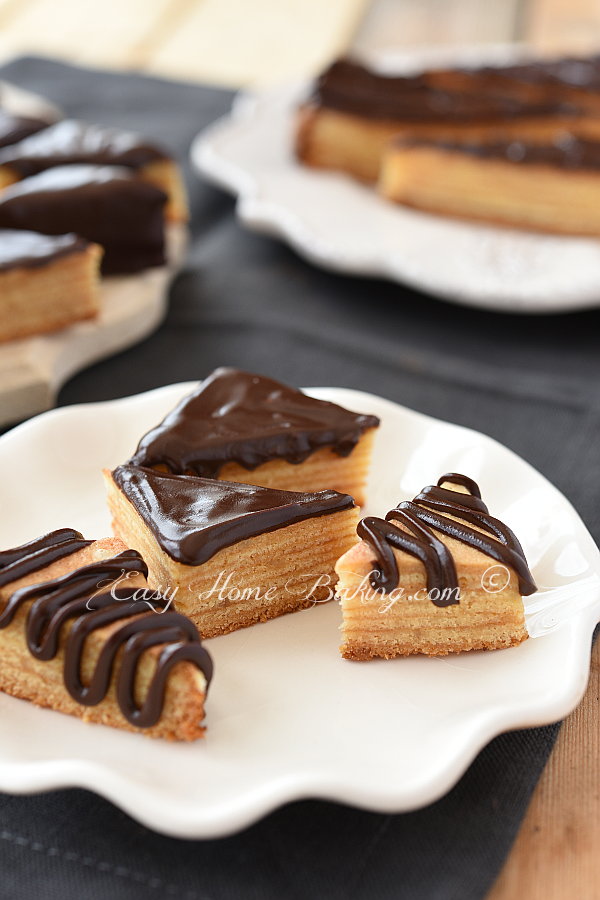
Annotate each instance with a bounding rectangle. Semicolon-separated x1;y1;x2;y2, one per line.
1;56;599;900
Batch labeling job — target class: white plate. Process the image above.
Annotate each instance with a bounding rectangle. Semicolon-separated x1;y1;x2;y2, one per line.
0;383;598;838
191;44;600;314
0;81;187;427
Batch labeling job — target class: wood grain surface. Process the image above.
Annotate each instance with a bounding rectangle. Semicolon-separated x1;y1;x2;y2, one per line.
0;1;598;896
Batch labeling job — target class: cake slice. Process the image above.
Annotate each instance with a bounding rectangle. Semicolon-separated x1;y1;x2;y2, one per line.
0;230;102;342
0;120;187;221
0;164;167;274
0;528;212;740
336;473;536;659
105;464;360;638
128;368;379;506
378;135;600;234
296;57;600;184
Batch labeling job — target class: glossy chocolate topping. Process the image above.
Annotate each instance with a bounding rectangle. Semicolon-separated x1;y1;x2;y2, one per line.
0;110;50;149
0;229;89;271
357;473;537;603
0;164;166;275
0;532;213;728
311;59;580;122
113;464;356;565
0;120;168;178
398;133;600;170
0;528;92;588
130;368;380;476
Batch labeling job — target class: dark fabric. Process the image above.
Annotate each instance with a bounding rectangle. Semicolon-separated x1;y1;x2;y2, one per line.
0;56;599;900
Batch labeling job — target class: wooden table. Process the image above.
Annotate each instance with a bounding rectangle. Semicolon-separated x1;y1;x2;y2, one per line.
0;1;598;896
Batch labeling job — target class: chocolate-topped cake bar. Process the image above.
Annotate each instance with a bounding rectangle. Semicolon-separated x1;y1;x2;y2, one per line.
379;135;600;234
0;528;213;740
0;229;102;342
0;164;167;275
336;473;536;659
129;368;379;505
296;56;600;183
0;120;187;221
105;465;360;637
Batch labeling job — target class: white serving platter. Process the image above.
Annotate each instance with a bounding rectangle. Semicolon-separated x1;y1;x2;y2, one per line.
0;382;597;838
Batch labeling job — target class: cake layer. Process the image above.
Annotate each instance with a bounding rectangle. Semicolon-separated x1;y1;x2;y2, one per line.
296;104;600;183
336;474;535;659
0;529;212;740
378;138;600;234
105;465;360;637
0;120;187;221
0;164;167;274
0;230;102;342
129;367;379;504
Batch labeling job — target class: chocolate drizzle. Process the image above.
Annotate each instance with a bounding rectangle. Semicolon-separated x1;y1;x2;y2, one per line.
130;368;380;476
358;473;537;603
0;531;213;728
0;119;168;178
0;229;89;272
0;164;166;275
112;464;355;565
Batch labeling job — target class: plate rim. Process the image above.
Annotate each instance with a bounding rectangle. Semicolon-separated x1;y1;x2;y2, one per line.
0;382;598;838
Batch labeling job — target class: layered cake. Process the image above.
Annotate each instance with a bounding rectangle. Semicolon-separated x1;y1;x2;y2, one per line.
336;473;536;659
0;120;188;221
296;57;600;183
128;368;379;506
105;464;360;638
379;135;600;234
0;164;167;274
0;230;102;342
0;528;213;740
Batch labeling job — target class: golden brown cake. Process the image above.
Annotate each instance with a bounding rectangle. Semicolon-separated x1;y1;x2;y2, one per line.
105;464;360;638
0;120;187;222
336;473;536;660
0;230;102;342
296;57;600;184
128;367;379;506
0;528;212;740
378;136;600;235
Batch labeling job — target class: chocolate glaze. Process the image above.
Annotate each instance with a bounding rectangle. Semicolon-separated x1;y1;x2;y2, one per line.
0;533;213;728
0;229;89;272
357;473;537;603
130;368;380;477
113;464;356;566
397;133;600;170
0;528;92;588
311;59;582;123
0;164;166;275
0;120;169;179
0;110;50;149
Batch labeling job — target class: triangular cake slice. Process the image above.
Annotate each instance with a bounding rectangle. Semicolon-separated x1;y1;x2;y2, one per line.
335;473;536;659
0;164;167;275
105;464;360;638
0;119;187;222
0;528;212;740
129;367;379;505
